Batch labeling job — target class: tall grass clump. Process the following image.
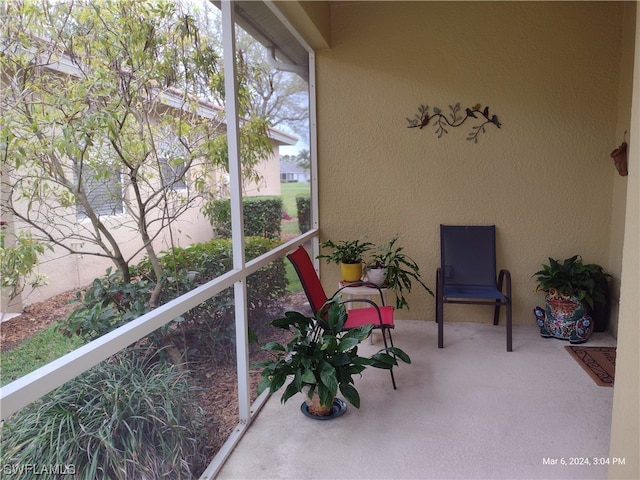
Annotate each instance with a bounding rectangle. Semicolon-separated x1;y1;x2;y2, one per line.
0;348;204;479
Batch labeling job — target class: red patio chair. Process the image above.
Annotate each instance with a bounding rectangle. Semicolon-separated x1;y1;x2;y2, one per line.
287;245;399;389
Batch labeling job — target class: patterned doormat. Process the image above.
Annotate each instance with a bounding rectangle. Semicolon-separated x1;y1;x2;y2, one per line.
565;346;616;387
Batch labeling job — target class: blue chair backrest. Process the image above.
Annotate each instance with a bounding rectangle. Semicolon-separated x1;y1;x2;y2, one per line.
440;225;498;288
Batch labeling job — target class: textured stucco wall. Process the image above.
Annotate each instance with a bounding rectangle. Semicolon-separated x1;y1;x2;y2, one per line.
315;1;626;325
607;1;636;339
608;4;640;478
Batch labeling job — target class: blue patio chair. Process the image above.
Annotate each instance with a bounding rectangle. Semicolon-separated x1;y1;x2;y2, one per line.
436;225;513;351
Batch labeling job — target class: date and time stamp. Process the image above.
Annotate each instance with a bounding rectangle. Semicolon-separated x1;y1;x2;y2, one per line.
542;457;626;467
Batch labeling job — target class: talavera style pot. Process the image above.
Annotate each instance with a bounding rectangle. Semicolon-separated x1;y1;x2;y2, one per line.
534;287;593;344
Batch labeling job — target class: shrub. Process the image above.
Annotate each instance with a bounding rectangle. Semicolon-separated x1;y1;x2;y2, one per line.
148;237;288;361
148;236;287;308
0;348;204;480
208;196;282;238
65;237;287;361
63;267;154;341
295;194;311;233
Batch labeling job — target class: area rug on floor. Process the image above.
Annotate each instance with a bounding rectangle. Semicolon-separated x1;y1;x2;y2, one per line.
565;346;616;387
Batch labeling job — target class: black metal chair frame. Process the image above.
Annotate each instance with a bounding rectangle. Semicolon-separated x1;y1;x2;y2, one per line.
435;225;513;351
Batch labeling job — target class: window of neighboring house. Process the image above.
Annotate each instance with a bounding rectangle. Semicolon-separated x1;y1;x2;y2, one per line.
75;164;124;220
158;133;187;190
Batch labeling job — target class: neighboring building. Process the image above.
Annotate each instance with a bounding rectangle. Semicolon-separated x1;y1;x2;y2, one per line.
280;161;310;183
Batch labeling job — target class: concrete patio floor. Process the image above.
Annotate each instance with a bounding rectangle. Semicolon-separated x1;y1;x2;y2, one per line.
216;319;616;480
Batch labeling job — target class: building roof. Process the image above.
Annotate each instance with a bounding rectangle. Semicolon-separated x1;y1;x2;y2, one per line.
280;161;308;174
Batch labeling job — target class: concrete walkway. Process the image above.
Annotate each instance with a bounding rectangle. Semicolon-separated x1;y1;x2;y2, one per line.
216;319;616;480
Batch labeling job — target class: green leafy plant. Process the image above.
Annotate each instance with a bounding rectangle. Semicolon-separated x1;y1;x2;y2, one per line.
532;255;611;309
0;348;205;480
318;239;373;265
368;235;434;310
254;297;411;410
63;267;154;341
64;237;286;362
0;229;49;307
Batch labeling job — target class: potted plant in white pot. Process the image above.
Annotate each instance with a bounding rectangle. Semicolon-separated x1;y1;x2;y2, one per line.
318;238;373;282
254;297;411;418
532;255;611;342
366;235;434;310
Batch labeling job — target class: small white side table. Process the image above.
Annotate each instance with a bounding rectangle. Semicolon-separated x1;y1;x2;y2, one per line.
338;283;390;344
338;282;389;310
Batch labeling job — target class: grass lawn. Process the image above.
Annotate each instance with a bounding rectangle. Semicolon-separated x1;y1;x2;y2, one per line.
280;182;309;294
1;322;85;387
280;182;310;217
286;261;302;293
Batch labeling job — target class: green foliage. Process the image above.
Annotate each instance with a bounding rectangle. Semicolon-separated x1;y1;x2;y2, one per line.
63;267;155;341
0;348;204;480
1;0;271;285
0;229;49;304
368;235;434;310
64;237;286;360
318;239;373;265
254;297;411;409
533;255;611;309
207;196;283;239
205;117;273;185
295;194;311;233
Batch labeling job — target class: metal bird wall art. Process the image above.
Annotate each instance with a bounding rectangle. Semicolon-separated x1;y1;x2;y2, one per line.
406;103;501;143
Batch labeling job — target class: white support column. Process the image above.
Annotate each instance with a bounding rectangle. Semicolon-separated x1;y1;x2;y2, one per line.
221;0;251;423
308;50;320;264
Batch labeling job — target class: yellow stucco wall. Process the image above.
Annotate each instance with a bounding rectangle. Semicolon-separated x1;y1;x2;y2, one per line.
288;2;638;478
315;1;628;327
608;5;639;477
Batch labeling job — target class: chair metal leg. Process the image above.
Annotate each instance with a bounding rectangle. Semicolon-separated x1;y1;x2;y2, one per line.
507;302;513;352
437;301;443;348
436;268;444;348
380;327;397;390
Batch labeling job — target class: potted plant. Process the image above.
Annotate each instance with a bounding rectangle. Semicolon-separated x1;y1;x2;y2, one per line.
532;255;611;342
254;297;411;418
318;239;373;282
366;235;434;310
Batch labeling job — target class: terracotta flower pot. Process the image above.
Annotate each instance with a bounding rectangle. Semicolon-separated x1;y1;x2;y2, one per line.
610;142;628;176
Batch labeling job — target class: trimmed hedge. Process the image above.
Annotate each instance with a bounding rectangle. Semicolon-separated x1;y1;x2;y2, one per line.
295;194;311;233
210;196;282;239
155;236;287;307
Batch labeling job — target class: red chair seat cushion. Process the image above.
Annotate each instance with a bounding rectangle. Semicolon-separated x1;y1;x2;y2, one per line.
344;305;395;329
